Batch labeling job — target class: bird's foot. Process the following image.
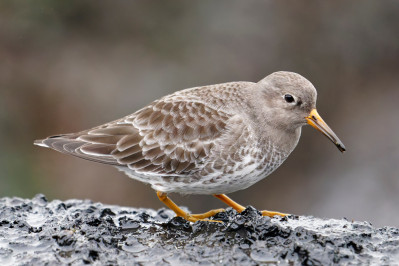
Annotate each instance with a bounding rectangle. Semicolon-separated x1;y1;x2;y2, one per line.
187;208;226;223
213;194;288;217
157;191;225;223
261;210;288;217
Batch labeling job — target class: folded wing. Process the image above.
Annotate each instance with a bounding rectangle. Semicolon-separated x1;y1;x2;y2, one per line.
34;99;230;176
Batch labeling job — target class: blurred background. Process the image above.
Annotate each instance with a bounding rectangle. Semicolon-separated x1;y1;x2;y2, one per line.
1;1;398;227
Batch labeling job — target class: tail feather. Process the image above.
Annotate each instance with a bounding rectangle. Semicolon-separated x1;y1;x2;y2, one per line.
34;135;120;166
33;138;49;148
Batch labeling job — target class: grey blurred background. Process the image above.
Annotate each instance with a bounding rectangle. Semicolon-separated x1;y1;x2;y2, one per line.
1;1;398;227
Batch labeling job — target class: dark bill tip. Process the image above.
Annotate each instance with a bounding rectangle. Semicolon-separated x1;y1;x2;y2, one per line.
336;142;346;153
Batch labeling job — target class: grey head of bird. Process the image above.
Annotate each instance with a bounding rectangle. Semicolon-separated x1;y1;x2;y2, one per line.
250;71;346;153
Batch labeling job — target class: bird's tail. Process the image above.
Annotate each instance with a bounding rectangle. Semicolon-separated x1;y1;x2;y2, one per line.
33;138;50;148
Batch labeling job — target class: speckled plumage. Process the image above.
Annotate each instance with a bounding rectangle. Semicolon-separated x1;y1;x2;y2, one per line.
35;72;322;195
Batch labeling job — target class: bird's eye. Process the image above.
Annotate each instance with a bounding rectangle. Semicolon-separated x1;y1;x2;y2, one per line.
284;94;295;103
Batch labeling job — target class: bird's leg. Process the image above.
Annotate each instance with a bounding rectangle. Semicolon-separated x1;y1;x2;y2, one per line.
214;194;287;217
156;191;225;222
213;194;246;212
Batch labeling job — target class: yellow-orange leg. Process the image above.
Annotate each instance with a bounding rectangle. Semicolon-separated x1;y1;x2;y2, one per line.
156;191;225;222
214;194;287;217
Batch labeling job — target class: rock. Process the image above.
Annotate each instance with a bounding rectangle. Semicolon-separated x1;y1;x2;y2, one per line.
0;194;398;265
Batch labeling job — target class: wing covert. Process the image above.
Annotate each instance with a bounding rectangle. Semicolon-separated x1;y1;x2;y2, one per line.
36;99;231;176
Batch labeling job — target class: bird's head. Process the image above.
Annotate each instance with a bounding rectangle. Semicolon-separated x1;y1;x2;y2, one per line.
257;71;346;153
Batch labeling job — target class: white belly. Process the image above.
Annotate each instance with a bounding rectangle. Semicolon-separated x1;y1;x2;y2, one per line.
117;142;288;195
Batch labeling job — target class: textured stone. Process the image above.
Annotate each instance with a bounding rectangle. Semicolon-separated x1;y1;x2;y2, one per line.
1;194;398;265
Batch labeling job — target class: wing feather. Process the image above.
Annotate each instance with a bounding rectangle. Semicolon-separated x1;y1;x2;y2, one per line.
34;81;255;176
35;100;230;176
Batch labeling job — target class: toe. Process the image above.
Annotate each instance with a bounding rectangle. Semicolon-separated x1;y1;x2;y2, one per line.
261;210;288;217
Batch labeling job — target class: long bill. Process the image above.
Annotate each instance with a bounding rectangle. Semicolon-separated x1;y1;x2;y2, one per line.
306;109;346;153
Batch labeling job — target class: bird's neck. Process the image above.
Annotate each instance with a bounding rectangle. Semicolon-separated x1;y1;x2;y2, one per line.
257;123;302;155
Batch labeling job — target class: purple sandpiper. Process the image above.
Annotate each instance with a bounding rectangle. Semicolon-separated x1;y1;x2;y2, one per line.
35;71;346;222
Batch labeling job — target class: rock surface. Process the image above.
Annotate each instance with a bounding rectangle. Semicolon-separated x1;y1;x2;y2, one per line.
0;194;398;265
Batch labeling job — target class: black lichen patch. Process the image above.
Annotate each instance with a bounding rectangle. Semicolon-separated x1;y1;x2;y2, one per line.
0;194;398;265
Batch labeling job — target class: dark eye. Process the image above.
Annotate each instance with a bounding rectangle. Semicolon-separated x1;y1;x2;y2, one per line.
284;94;295;103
